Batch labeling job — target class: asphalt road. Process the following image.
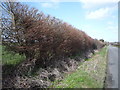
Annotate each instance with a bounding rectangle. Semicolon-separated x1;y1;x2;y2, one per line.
106;45;119;88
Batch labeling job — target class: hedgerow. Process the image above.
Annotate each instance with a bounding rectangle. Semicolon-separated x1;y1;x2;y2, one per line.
2;2;104;63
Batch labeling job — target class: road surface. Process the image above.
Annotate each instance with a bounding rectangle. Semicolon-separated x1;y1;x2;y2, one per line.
106;45;119;88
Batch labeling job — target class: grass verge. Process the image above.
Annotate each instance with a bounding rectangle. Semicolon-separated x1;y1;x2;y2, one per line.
51;46;108;88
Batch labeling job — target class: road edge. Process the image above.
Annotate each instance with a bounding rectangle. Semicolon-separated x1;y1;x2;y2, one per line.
103;46;109;89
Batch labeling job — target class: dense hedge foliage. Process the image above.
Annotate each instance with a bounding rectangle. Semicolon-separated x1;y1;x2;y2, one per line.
2;2;104;62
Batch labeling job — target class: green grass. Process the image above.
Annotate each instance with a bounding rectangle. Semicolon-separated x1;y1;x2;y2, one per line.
1;45;26;65
51;70;101;88
50;46;108;88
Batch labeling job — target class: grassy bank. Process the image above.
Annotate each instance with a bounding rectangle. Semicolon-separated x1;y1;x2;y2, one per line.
51;46;108;88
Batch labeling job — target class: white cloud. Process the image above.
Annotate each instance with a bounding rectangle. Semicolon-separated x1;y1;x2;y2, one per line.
106;26;118;33
79;0;119;9
41;3;53;8
86;7;110;19
41;2;59;8
107;21;114;25
41;0;60;8
86;6;116;19
50;0;60;2
82;0;118;20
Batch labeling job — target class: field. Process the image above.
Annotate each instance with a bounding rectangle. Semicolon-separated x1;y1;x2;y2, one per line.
2;45;26;76
2;45;26;65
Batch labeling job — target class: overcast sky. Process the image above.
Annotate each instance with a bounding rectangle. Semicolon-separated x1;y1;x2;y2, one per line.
22;0;118;42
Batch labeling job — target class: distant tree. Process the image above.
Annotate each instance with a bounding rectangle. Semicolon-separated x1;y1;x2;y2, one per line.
99;39;104;42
